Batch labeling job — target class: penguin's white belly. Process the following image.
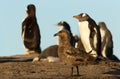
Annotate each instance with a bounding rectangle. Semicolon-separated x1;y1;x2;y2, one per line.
78;21;98;57
78;21;92;52
100;29;105;42
100;29;107;57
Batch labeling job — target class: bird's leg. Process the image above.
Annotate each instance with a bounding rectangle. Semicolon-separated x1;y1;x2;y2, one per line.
71;67;74;76
76;66;80;76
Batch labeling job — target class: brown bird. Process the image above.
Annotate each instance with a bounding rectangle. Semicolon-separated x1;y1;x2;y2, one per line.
54;30;95;76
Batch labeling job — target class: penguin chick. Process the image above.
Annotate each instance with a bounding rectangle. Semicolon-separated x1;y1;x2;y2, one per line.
22;4;41;54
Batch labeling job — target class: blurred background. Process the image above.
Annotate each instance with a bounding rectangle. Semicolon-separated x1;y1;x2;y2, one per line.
0;0;120;59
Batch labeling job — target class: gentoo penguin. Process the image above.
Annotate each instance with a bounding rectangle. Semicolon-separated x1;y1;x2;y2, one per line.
73;13;101;58
55;21;76;47
98;22;113;59
22;4;41;54
54;30;96;76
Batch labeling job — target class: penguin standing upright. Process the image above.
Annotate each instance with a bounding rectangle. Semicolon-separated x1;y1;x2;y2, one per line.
55;21;76;47
98;22;113;59
22;4;41;54
73;13;101;58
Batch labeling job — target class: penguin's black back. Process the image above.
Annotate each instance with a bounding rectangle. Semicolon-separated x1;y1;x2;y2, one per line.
87;18;101;57
22;17;41;52
63;21;76;47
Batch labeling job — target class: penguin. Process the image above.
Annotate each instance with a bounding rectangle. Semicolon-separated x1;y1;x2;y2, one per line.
55;21;85;50
55;21;76;47
73;13;101;58
22;4;41;54
98;22;113;59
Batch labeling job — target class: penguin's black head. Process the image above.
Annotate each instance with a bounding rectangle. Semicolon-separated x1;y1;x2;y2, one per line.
55;21;65;26
98;22;106;27
98;22;107;29
55;21;69;27
73;13;90;21
26;4;36;17
55;21;71;31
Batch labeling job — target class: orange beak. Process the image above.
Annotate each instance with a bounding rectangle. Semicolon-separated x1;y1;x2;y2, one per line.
73;15;80;19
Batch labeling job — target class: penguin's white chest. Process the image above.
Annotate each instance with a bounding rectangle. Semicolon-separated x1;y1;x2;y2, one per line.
100;29;105;42
58;25;64;31
100;28;107;57
78;21;92;52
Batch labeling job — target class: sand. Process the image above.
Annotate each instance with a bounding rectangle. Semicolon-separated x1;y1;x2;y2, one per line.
0;54;120;79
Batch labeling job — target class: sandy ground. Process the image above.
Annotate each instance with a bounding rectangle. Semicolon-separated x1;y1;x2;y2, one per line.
0;54;120;79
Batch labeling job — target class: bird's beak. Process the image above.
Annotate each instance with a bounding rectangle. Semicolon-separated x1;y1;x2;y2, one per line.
54;33;58;37
73;15;80;19
54;23;59;27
